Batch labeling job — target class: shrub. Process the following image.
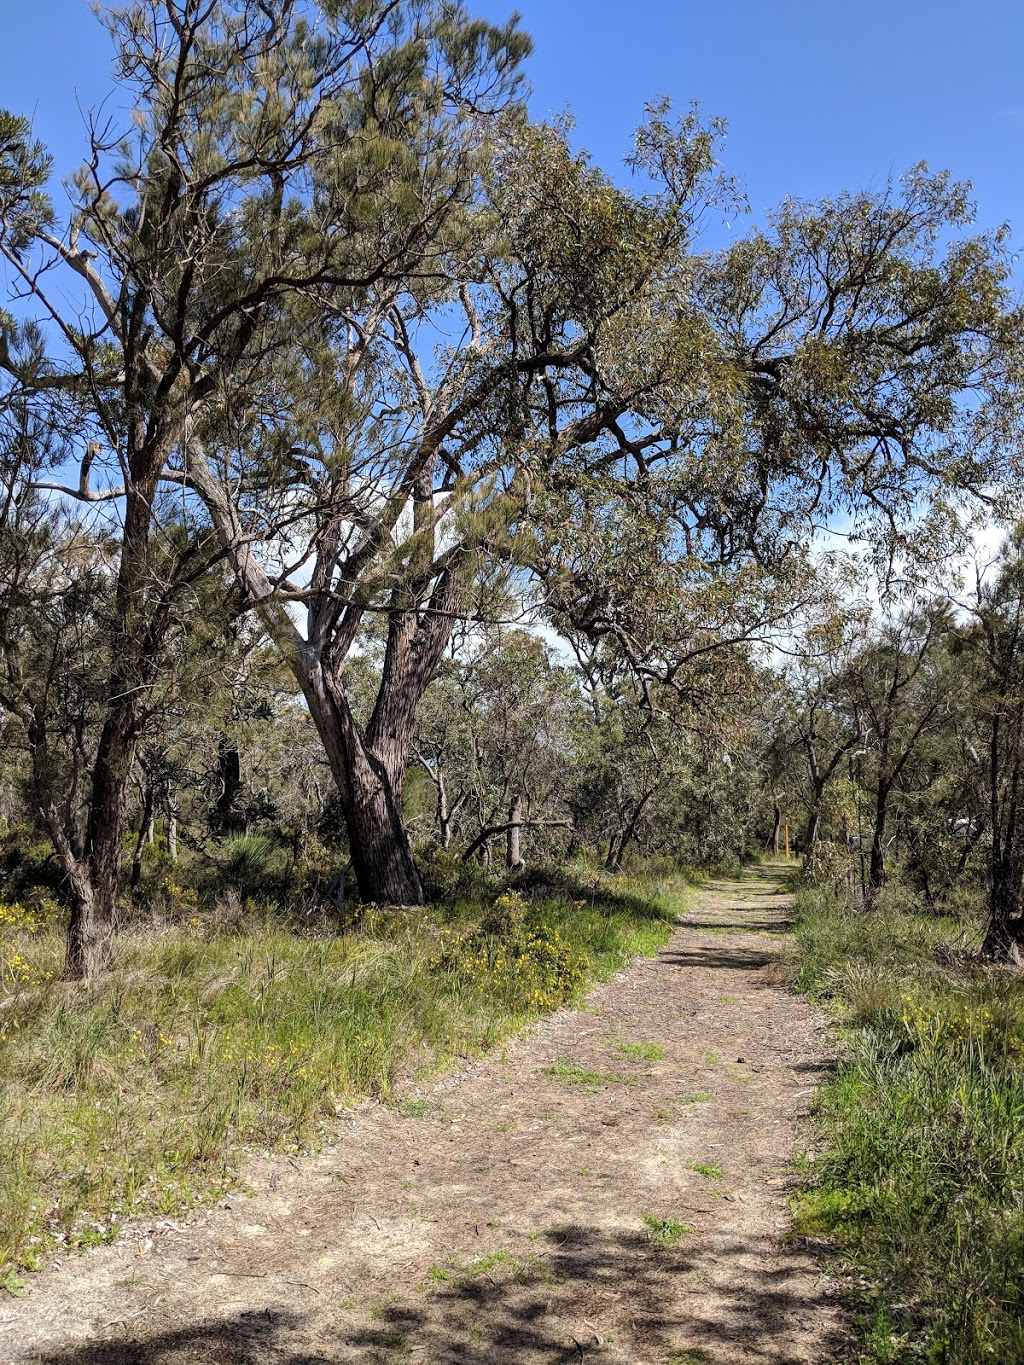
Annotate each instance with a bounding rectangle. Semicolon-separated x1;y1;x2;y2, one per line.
429;890;586;1011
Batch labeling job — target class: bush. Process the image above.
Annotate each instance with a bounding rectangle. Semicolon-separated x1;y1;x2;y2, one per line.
214;834;283;899
429;890;586;1012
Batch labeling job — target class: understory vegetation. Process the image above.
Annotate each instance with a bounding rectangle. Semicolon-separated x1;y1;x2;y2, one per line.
0;868;681;1277
794;884;1024;1363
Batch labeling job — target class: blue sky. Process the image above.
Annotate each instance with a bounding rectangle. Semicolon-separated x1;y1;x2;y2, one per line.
1;0;1020;251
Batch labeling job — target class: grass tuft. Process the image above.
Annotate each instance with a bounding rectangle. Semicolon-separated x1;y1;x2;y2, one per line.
640;1213;693;1246
613;1039;665;1061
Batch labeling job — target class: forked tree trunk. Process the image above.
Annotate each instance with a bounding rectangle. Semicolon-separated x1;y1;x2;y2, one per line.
189;455;461;907
304;668;424;905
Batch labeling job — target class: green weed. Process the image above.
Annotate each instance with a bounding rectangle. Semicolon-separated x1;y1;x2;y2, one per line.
394;1098;432;1118
613;1039;665;1061
640;1213;693;1247
543;1060;634;1090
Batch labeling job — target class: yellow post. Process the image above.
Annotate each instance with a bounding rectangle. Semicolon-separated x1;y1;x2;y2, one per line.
784;820;790;861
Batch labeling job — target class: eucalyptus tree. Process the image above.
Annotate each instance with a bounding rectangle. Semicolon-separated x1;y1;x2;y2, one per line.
0;0;529;974
955;530;1024;959
189;103;1022;906
839;603;954;891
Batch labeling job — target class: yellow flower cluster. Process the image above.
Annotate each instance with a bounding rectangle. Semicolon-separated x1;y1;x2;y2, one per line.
430;904;585;1011
899;995;1024;1059
197;1031;324;1086
2;951;51;987
0;901;42;934
128;1027;177;1061
161;877;199;910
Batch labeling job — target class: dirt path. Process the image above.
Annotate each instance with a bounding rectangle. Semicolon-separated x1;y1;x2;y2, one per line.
2;867;845;1364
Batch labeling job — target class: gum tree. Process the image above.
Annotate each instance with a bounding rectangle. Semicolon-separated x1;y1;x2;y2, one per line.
0;0;529;974
189;106;1023;906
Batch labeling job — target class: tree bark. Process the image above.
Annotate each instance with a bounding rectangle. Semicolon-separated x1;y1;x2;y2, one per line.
215;739;244;833
167;791;178;862
868;782;891;891
305;668;424;904
130;783;155;891
506;793;523;871
65;712;138;976
984;851;1024;960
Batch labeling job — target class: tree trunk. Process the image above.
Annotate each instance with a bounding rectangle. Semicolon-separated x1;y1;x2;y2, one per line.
215;738;244;833
305;668;424;904
804;809;821;852
64;715;137;977
167;791;178;862
984;851;1024;960
188;455;461;907
506;793;524;871
129;784;155;891
868;784;890;891
605;832;622;872
770;800;782;856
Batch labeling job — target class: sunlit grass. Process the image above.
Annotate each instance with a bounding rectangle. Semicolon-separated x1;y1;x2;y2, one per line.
0;871;686;1274
793;883;1024;1363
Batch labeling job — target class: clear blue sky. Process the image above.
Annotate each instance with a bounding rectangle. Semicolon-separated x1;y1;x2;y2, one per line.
1;0;1021;248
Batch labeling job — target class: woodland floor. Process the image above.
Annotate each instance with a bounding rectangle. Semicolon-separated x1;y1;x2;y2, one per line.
1;867;847;1364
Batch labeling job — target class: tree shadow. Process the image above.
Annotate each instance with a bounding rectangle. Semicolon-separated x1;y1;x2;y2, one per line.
24;1307;322;1364
674;918;793;934
30;1220;843;1364
514;867;678;924
659;943;780;973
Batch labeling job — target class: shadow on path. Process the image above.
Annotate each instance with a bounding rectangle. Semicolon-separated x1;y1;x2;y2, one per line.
30;1220;836;1365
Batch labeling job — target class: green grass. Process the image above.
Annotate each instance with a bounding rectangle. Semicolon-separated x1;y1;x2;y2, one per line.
0;870;685;1275
542;1059;636;1090
393;1098;432;1118
640;1213;693;1246
793;881;1024;1363
613;1039;665;1061
689;1161;723;1179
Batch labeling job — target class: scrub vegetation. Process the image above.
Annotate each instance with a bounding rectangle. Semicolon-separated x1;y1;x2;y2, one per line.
794;885;1024;1363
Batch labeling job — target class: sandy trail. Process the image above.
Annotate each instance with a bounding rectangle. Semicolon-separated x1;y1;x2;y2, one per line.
2;866;845;1364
